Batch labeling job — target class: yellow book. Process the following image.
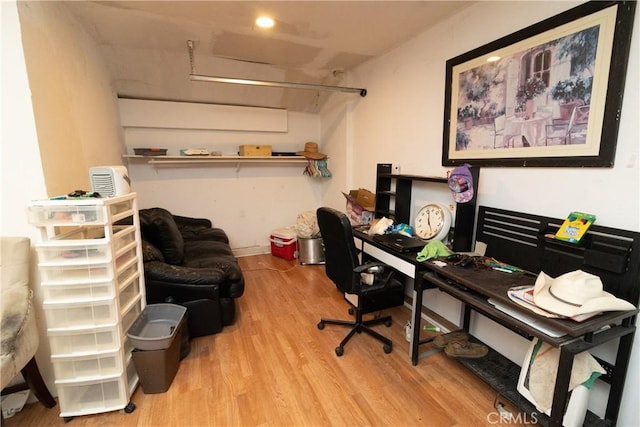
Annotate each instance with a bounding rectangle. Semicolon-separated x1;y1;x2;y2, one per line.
555;212;596;243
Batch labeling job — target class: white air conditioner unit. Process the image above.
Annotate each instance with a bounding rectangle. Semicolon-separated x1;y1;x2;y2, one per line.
90;166;131;197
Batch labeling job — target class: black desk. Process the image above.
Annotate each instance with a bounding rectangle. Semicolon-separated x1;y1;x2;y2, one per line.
353;228;638;427
419;264;637;427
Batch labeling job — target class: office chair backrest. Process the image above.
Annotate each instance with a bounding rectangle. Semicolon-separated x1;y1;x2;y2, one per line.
316;207;360;293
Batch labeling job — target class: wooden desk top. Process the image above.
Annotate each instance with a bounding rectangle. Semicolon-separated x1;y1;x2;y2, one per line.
354;227;638;344
422;262;638;344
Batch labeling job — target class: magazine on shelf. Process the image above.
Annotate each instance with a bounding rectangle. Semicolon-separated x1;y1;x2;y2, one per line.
488;298;566;338
507;285;598;322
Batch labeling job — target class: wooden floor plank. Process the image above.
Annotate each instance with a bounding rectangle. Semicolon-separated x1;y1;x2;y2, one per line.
3;254;523;426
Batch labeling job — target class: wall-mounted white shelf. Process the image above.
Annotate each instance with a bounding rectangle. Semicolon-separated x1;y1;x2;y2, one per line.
123;154;309;167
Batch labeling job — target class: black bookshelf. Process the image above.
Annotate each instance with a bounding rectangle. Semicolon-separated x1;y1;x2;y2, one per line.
373;163;480;252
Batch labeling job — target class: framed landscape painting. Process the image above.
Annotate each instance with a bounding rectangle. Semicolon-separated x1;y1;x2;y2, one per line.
442;1;635;167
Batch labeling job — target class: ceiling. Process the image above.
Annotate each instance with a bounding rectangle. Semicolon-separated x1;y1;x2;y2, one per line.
64;1;473;113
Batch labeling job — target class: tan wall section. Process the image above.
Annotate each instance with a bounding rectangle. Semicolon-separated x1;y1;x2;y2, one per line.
18;1;124;197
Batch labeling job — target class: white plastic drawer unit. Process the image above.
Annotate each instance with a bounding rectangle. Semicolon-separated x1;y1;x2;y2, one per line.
28;192;143;419
112;225;136;251
36;241;112;265
123;335;135;357
48;325;120;355
116;256;138;284
27;193;136;227
27;204;105;226
52;350;123;382
118;274;141;309
115;241;138;268
120;296;143;334
56;374;128;417
106;200;135;222
39;262;114;284
43;298;117;329
42;279;115;302
125;357;139;396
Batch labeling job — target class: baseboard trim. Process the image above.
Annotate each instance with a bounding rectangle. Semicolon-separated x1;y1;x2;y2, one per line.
233;245;270;258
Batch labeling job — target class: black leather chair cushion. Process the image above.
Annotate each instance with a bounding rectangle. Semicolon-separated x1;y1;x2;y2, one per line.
141;240;165;263
142;208;185;265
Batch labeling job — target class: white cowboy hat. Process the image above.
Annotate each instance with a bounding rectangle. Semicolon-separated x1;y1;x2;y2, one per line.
533;270;635;317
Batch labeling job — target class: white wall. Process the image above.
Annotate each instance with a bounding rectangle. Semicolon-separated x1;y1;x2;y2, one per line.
341;1;639;424
17;1;124;197
123;110;327;252
8;0;145;399
1;0;54;397
319;92;358;211
349;0;639;229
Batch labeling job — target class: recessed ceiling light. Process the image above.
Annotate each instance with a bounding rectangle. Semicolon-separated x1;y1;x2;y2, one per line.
256;16;275;29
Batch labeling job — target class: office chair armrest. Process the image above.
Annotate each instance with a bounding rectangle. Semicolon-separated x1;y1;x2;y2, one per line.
354;262;396;288
354;262;387;274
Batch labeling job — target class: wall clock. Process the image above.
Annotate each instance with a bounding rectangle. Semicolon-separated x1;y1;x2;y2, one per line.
414;203;452;242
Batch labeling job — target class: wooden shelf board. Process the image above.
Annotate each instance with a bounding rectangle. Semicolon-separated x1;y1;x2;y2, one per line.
379;173;448;183
123;155;308;165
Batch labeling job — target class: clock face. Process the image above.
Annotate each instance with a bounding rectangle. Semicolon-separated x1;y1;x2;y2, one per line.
414;203;452;241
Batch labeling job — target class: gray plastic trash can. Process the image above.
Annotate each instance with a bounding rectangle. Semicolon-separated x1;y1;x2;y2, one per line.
127;304;187;394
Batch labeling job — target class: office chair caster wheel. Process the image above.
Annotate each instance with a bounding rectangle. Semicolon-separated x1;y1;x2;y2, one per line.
384;319;392;327
317;321;325;329
124;402;136;413
383;343;392;354
335;346;344;357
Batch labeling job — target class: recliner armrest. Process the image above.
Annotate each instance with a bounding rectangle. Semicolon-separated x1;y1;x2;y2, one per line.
144;261;226;285
145;279;220;303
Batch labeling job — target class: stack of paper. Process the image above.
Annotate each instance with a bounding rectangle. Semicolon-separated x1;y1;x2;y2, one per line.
507;285;597;322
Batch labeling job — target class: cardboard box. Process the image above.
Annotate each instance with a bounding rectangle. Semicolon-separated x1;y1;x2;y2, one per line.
239;145;272;156
343;189;375;226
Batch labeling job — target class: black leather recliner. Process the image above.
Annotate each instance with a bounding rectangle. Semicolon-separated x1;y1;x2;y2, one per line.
138;208;244;337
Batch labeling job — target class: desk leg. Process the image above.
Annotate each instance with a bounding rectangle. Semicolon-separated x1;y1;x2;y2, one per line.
605;329;635;423
549;347;574;427
461;303;471;331
410;272;425;366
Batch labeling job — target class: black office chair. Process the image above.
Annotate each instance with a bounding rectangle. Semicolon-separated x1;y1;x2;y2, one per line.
316;207;405;356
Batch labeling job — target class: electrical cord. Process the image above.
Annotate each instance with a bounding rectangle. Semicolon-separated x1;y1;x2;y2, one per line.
492;393;526;426
241;263;300;273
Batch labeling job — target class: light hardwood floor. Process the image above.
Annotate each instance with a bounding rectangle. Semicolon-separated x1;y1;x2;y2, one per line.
4;254;520;426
